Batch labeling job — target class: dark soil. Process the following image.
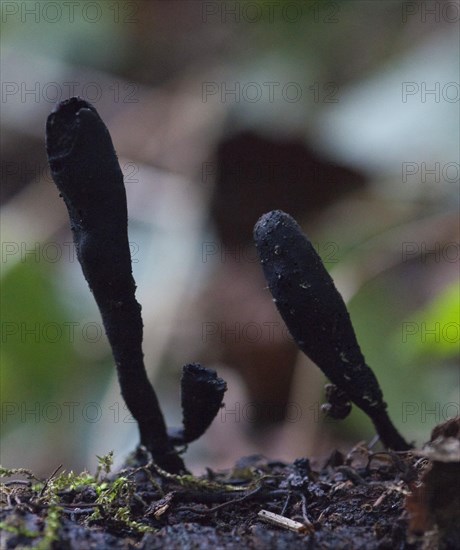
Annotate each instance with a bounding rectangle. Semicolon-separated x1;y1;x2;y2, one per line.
0;443;440;550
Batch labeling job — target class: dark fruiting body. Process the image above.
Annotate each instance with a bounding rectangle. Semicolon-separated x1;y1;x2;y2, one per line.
46;97;184;472
168;363;227;445
254;210;411;451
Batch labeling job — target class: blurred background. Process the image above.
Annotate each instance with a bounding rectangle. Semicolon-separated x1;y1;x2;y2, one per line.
1;1;459;476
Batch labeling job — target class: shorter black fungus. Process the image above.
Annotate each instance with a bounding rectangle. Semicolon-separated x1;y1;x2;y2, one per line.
254;210;411;451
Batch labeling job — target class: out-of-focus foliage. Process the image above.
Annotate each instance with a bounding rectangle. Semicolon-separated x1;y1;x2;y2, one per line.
396;280;459;362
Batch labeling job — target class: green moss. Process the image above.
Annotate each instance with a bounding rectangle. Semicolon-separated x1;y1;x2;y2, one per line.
0;452;154;548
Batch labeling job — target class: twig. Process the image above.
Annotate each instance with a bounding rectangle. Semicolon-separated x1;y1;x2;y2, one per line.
39;464;63;497
258;509;311;534
372;490;389;508
300;493;315;532
176;485;263;515
280;493;292;516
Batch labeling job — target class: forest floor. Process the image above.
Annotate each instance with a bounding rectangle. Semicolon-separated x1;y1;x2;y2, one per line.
3;436;458;550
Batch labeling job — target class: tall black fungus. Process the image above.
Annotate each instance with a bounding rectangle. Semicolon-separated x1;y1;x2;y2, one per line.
46;98;226;472
254;210;411;451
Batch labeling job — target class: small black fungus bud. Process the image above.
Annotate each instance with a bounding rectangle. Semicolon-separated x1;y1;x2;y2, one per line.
168;363;227;445
254;210;411;451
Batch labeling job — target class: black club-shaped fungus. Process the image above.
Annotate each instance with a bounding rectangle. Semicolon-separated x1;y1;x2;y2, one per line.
254;210;411;451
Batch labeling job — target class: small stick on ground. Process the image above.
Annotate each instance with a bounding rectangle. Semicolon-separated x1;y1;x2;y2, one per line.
258;509;313;534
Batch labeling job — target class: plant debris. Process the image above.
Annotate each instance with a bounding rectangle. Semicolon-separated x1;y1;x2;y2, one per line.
2;440;448;549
